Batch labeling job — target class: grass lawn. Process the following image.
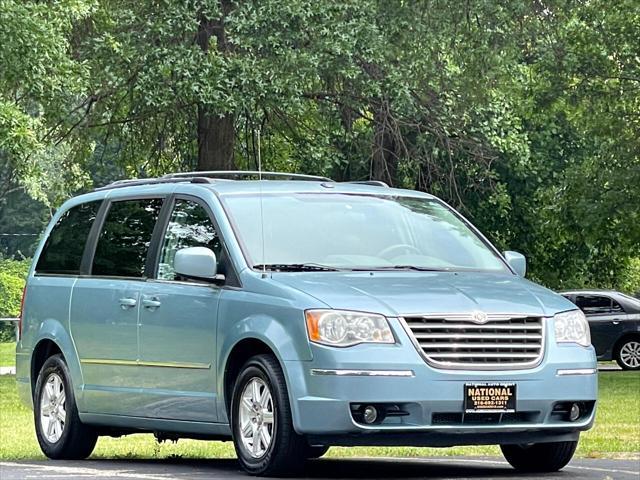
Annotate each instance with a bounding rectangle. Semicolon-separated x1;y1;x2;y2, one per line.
0;371;637;461
0;342;16;367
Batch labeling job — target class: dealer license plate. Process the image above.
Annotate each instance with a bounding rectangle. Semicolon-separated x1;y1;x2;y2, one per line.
464;383;516;413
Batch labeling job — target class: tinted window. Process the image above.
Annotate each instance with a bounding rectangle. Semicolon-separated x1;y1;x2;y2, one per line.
157;199;221;280
92;199;163;278
36;201;101;275
575;295;625;315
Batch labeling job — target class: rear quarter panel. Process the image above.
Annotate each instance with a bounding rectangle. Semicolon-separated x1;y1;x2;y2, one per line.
16;276;81;409
16;191;107;409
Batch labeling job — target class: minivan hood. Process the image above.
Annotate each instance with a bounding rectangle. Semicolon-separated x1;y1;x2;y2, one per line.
270;271;574;318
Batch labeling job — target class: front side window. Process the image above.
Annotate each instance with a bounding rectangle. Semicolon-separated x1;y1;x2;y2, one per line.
157;199;221;280
223;193;508;272
36;201;101;275
92;198;163;278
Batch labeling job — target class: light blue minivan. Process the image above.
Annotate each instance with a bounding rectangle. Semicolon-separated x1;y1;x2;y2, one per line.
16;172;597;476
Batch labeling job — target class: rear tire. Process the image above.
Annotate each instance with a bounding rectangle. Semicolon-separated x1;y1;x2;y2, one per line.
501;441;578;472
34;354;98;459
230;354;306;476
615;338;640;370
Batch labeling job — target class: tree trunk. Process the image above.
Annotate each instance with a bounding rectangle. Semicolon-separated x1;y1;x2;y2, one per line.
196;2;235;171
197;110;235;170
371;97;398;186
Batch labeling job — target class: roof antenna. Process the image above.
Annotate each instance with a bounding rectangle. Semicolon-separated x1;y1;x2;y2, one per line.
257;126;267;277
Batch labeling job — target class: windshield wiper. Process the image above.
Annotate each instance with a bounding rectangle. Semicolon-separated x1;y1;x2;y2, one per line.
253;263;341;272
352;265;449;272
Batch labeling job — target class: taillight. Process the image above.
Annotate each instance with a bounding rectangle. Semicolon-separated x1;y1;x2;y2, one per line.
18;286;26;341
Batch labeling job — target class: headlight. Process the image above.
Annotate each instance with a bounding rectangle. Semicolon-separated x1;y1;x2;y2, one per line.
554;310;591;347
305;310;394;347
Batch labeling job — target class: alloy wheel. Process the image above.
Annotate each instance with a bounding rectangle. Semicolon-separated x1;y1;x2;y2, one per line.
238;377;275;458
620;341;640;369
40;373;66;443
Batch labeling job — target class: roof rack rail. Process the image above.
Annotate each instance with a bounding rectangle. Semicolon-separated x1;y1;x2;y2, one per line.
95;170;335;192
163;171;334;182
94;176;213;192
344;180;389;187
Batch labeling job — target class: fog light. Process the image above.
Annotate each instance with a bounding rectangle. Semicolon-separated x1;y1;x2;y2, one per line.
569;403;580;422
363;406;378;424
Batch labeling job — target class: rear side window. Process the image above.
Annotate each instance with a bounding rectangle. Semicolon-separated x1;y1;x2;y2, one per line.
36;201;101;275
92;198;163;278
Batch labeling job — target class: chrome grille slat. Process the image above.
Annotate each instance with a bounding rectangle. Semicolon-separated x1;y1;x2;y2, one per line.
402;315;545;370
428;352;540;359
414;333;542;340
419;342;541;350
406;323;542;331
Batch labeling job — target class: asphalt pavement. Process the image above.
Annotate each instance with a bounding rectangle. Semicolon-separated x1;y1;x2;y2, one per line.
1;456;638;480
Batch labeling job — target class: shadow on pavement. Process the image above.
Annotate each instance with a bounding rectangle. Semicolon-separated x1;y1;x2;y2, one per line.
86;457;549;479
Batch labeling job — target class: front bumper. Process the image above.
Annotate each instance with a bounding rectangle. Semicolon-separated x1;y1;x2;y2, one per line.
284;318;598;445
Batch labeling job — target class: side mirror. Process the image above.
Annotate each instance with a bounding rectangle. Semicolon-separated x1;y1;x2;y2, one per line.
174;247;222;283
503;250;527;277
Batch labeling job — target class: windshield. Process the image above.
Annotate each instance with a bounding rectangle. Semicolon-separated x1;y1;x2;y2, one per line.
223;193;509;273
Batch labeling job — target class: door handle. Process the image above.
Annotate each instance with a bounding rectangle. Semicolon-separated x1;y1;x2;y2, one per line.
142;296;162;309
612;320;621;325
119;297;137;309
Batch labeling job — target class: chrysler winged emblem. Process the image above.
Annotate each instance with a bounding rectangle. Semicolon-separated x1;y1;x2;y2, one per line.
471;310;489;324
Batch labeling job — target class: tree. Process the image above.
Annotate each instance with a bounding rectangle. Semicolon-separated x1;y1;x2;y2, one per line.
1;0;637;294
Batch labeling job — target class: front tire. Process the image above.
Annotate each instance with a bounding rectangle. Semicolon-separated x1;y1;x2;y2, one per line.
230;354;306;476
501;441;578;472
34;354;98;459
615;338;640;370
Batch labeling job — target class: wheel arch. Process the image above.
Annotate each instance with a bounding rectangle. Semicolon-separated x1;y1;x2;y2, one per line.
218;322;307;426
221;338;276;418
215;301;314;425
31;339;63;391
30;320;84;406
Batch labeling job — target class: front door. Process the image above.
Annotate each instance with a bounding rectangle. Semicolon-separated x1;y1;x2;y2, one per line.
72;197;164;416
138;197;222;421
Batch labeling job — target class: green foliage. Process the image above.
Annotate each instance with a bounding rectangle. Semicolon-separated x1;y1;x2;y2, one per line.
620;259;640;297
0;0;637;291
0;0;93;205
0;257;30;341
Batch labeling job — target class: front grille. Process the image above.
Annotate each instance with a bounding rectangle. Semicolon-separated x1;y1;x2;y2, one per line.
403;314;545;369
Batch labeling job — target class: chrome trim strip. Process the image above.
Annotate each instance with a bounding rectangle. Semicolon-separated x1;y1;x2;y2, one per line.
402;312;549;321
310;369;415;377
81;358;211;370
556;368;597;376
349;415;595;431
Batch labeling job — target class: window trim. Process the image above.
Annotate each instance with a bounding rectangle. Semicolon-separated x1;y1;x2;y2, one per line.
149;193;241;288
80;199;109;275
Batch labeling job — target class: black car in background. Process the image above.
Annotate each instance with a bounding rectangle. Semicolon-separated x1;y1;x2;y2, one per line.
560;290;640;370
